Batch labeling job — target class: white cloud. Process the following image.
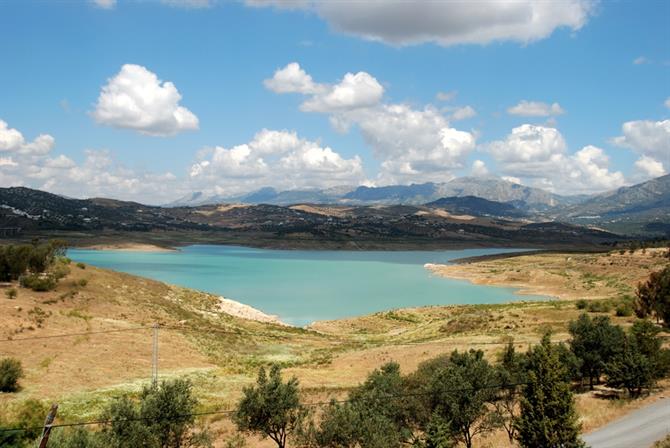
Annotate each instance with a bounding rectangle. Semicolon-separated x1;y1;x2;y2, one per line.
488;125;625;194
471;160;489;177
0;120;55;155
265;62;384;113
450;105;477;121
502;176;522;185
634;155;666;180
665;97;670;109
633;56;649;65
436;91;457;102
507;100;565;117
301;72;384;113
188;129;366;194
161;0;211;8
266;63;475;184
92;64;199;137
93;0;116;9
0;119;182;204
611;119;670;159
264;62;321;94
247;0;594;47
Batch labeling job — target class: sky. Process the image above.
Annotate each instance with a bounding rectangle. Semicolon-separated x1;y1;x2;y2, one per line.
0;0;668;204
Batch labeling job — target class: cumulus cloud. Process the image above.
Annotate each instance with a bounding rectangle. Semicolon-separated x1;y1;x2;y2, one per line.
471;160;489;177
92;0;116;9
634;155;666;180
247;0;594;47
450;105;477;121
0;119;180;203
92;64;199;137
266;63;475;184
611;119;670;159
0;120;55;155
507;100;565;117
265;62;384;113
188;129;366;194
488;124;625;194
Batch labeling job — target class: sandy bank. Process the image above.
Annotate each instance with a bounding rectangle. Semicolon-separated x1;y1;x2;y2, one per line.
425;248;668;302
217;296;287;326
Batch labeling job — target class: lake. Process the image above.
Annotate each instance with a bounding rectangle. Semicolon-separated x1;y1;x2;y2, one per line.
68;245;545;326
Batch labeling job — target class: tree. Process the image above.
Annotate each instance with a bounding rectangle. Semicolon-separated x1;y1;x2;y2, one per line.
426;350;500;448
569;313;625;389
515;334;585;448
234;365;305;448
636;266;670;325
494;342;526;443
0;399;48;448
315;362;417;448
0;358;24;392
101;379;210;448
605;320;669;397
605;339;654;398
140;379;207;448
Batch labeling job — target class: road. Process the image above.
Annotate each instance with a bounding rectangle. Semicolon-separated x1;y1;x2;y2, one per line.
583;397;670;448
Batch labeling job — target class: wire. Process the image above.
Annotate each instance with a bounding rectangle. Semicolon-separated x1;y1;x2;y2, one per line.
0;382;529;434
0;326;153;343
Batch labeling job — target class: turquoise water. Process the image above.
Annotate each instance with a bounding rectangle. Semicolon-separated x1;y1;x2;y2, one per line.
68;245;544;326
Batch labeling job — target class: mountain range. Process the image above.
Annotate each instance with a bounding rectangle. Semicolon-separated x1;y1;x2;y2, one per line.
0;175;668;244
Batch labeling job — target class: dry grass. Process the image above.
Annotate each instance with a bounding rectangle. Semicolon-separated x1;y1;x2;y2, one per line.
429;248;669;301
0;248;668;446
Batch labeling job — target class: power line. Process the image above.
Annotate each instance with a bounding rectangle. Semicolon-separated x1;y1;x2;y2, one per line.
0;326;154;343
0;382;529;435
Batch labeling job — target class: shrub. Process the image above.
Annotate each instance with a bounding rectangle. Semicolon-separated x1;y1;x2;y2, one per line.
76;262;86;269
0;358;24;392
5;288;17;300
587;300;611;313
78;279;88;287
615;303;633;317
635;266;670;325
575;299;588;310
20;273;58;292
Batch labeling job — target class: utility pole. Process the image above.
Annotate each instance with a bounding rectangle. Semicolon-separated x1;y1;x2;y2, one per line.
37;403;58;448
152;323;159;387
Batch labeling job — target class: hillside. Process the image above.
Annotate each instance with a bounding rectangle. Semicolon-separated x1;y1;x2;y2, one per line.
0;251;667;446
426;195;526;218
0;187;620;250
559;174;670;235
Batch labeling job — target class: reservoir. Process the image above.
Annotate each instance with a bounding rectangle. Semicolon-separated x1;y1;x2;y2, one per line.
69;245;545;326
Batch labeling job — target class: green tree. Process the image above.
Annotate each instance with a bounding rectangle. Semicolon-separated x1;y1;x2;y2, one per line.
569;313;625;389
0;358;24;392
494;342;526;443
49;427;104;448
605;339;654;398
515;334;585;448
139;379;207;448
426;350;500;448
635;266;670;325
100;379;209;448
234;365;305;448
314;362;417;448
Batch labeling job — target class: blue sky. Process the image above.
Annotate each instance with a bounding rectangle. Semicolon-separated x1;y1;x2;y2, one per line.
0;0;668;204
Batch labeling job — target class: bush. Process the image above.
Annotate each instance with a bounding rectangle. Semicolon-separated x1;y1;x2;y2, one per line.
20;273;58;292
0;358;24;392
635;266;670;325
5;288;17;300
615;303;633;317
575;299;588;310
587;300;611;313
76;262;86;270
78;279;88;287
